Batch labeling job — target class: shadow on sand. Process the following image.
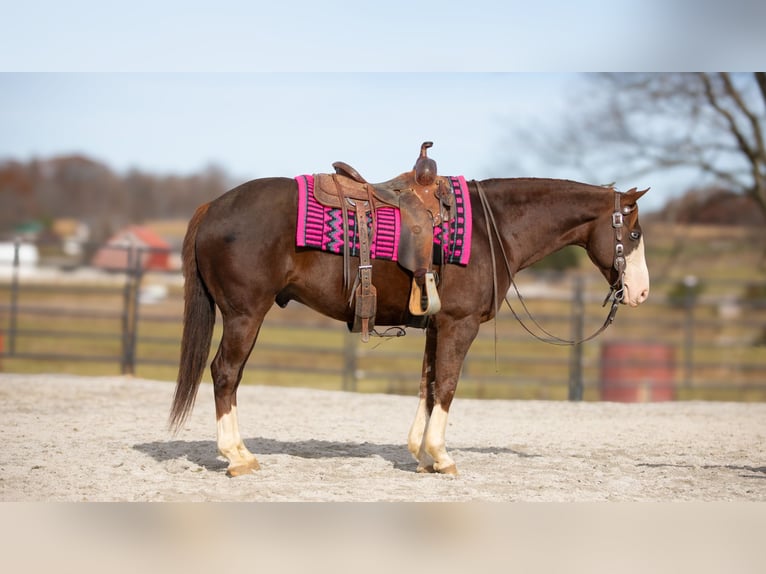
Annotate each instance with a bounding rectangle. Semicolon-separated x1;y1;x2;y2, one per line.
133;437;540;473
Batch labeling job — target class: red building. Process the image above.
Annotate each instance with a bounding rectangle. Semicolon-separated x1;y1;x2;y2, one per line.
91;225;171;271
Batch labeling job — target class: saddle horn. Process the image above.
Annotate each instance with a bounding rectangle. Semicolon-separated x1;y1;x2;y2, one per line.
414;141;437;186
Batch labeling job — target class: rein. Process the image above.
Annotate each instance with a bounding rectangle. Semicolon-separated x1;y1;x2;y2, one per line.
475;181;628;347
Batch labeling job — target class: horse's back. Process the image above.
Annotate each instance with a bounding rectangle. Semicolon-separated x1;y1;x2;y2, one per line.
206;176;296;220
198;176;295;240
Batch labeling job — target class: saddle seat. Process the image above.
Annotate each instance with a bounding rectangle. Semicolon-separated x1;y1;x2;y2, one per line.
332;140;438;186
311;142;452;341
316;146;450;216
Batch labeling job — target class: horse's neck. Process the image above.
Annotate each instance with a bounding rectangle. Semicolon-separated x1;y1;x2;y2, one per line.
479;178;608;270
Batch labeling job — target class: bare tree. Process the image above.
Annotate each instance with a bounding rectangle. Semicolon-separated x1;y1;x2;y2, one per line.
527;73;766;218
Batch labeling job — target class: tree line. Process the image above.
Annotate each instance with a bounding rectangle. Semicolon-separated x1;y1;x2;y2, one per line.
2;149;764;252
0;155;231;244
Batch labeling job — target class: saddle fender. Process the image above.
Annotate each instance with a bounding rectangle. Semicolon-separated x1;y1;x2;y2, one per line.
397;190;435;276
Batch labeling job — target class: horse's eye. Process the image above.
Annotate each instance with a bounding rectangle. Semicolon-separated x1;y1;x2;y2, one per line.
629;230;641;241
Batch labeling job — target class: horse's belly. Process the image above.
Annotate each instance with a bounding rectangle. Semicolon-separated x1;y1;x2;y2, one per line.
282;254;414;326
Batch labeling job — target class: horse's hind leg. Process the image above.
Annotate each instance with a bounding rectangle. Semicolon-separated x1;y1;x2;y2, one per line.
211;312;265;476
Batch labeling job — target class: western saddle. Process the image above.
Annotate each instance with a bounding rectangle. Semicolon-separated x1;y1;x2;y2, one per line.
312;142;454;341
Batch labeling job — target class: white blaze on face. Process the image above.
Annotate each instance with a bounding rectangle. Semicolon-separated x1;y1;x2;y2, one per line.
623;236;650;307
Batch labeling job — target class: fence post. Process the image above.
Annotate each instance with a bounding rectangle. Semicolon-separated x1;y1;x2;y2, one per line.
8;237;21;356
121;243;143;375
120;245;132;374
568;274;585;401
129;249;144;375
683;275;698;388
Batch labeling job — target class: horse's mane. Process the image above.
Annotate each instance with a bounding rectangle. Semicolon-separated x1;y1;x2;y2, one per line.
478;177;618;195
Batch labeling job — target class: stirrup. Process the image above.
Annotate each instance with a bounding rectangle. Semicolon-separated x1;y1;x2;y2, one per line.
408;272;441;316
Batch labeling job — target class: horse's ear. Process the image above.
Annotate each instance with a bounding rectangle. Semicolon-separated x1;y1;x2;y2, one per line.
624;187;649;204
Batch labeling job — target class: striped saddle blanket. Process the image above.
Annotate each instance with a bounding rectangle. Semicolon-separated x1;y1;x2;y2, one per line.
294;174;472;265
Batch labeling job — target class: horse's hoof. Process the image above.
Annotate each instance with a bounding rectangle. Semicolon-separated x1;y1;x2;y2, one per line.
416;464;435;474
226;465;252;477
435;464;458;476
227;459;260;477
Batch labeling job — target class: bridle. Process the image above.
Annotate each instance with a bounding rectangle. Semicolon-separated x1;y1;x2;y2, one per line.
475;181;633;347
604;189;631;305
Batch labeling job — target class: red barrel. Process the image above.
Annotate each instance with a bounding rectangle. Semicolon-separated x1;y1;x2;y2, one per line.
600;342;676;402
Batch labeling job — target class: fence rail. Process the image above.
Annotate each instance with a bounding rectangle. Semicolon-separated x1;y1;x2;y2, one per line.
1;239;765;401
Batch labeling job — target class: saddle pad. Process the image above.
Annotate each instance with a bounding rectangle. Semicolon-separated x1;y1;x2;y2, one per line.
295;174;472;265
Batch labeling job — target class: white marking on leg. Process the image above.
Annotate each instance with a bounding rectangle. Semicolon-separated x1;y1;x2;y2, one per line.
407;398;434;470
424;404;456;473
216;407;239;460
217;405;258;472
624;236;650;307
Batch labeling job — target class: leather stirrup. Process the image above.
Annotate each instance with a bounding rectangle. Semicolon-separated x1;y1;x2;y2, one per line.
408;272;441;316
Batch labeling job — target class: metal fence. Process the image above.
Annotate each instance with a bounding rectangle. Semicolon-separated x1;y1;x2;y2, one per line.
1;238;765;401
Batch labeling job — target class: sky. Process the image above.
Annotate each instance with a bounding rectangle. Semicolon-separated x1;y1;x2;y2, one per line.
3;1;764;71
0;73;578;180
2;1;764;213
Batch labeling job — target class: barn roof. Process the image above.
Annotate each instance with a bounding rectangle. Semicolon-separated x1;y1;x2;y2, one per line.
108;225;171;249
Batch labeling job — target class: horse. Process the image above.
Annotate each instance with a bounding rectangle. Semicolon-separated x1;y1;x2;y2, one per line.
169;175;650;476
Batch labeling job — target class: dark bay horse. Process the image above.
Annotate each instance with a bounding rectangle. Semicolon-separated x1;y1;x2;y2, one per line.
170;176;650;476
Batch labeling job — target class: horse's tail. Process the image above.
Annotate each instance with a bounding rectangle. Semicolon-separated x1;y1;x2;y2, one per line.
169;203;215;432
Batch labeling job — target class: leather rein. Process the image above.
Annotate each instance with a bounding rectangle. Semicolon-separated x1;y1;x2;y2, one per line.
475;181;629;347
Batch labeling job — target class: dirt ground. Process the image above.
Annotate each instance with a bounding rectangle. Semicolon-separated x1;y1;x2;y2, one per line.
1;373;764;502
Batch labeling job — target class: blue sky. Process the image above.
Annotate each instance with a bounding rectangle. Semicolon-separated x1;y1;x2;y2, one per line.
3;1;763;71
0;73;575;179
0;72;712;211
2;2;764;212
0;2;672;71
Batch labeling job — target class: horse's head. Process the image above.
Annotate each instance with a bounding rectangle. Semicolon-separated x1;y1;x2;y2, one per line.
587;187;650;307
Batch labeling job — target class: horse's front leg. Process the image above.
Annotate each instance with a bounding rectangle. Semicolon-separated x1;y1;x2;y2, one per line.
408;324;437;472
422;315;480;476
